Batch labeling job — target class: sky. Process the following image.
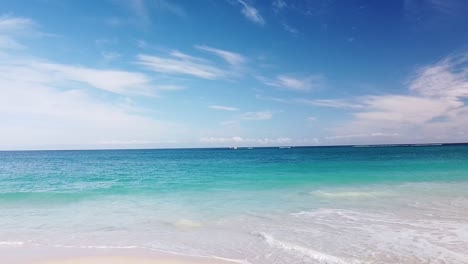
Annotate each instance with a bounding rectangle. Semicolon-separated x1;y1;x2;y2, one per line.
1;0;468;150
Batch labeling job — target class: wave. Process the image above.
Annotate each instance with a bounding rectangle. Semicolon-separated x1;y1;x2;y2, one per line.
311;190;392;199
0;241;25;247
255;232;361;264
173;219;202;228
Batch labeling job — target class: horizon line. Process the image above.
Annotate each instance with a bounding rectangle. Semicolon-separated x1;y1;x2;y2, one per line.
0;142;467;152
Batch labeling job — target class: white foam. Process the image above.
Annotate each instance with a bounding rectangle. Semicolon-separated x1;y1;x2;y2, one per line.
256;232;361;264
311;190;392;199
288;207;468;263
0;241;25;247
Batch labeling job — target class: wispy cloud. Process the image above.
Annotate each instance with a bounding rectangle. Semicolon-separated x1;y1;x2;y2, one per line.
236;0;265;25
282;23;299;35
241;111;273;120
114;0;186;26
328;52;468;143
257;94;365;109
209;105;240;111
21;61;156;96
0;15;45;50
0;35;24;49
260;74;325;91
273;0;287;11
153;0;186;17
137;47;246;80
137;52;225;80
0;15;180;97
0;15;36;32
196;45;247;67
409;53;468;98
298;98;365;109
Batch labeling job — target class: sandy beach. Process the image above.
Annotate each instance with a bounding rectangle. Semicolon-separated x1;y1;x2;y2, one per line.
1;247;236;264
36;256;233;264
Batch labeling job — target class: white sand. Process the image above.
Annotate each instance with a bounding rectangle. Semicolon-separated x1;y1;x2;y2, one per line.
1;247;236;264
37;256;231;264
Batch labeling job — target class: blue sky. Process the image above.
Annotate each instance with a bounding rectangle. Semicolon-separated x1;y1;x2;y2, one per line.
1;0;468;149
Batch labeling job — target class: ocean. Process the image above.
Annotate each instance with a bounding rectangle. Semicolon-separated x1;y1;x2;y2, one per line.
1;145;468;263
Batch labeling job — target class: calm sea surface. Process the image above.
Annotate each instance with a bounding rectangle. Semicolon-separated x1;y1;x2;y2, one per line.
1;146;468;263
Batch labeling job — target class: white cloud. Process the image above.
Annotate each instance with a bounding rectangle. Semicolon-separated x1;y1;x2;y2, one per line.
137;52;226;80
0;15;36;32
0;35;24;49
328;52;468;143
137;47;246;80
16;61;156;96
354;95;461;124
260;74;324;91
0;15;44;51
0;15;158;96
409;53;468;98
237;0;265;25
0;60;184;150
196;45;246;67
241;111;273;120
0;14;187;149
0;74;181;149
209;105;240;111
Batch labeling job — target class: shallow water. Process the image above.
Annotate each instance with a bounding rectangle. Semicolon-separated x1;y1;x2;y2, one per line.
1;146;468;263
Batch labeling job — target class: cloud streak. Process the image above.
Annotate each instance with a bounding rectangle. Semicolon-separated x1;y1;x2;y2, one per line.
260;74;325;91
138;47;247;80
196;45;246;67
137;53;225;80
237;0;265;25
115;0;186;26
1;61;158;96
209;105;240;111
0;15;36;32
241;111;273;120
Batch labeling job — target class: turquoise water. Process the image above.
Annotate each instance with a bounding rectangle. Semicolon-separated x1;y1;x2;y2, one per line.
1;146;468;263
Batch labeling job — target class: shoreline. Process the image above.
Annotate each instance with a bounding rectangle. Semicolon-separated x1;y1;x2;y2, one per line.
1;246;240;264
